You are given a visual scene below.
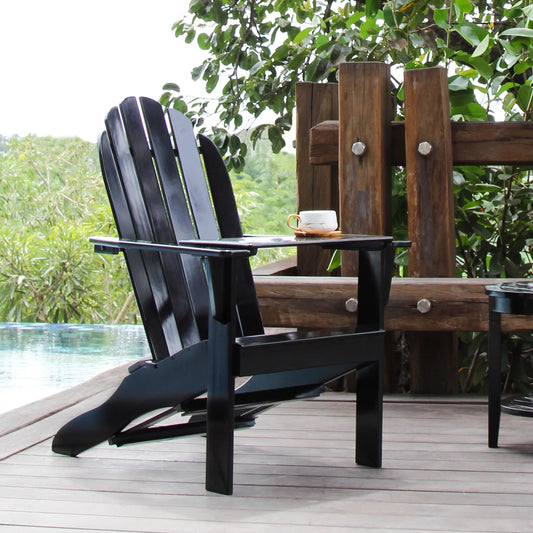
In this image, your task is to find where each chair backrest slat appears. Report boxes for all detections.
[119,98,205,348]
[167,110,220,241]
[199,134,243,238]
[139,98,210,339]
[98,96,265,361]
[106,105,189,356]
[199,134,264,336]
[99,132,174,360]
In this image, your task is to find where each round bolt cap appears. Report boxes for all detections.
[351,141,367,156]
[418,141,433,156]
[345,298,358,313]
[416,298,432,314]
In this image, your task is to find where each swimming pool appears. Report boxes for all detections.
[0,322,151,414]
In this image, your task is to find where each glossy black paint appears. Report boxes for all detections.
[52,97,396,495]
[485,283,533,448]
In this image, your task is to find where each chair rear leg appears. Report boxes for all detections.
[52,342,208,456]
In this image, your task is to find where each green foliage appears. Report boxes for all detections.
[0,136,136,323]
[0,135,296,323]
[165,1,533,165]
[455,165,533,279]
[231,138,297,266]
[167,1,533,393]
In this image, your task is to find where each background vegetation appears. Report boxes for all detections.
[3,1,533,392]
[0,134,297,324]
[164,0,533,393]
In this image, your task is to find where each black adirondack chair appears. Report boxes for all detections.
[52,96,396,495]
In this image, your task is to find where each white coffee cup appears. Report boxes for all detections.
[287,210,338,234]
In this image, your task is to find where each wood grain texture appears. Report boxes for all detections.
[295,82,339,276]
[2,395,533,532]
[404,67,458,394]
[405,67,455,277]
[338,62,392,276]
[254,276,533,332]
[310,121,533,166]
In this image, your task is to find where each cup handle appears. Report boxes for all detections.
[287,214,300,231]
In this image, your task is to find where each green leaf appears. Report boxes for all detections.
[172,99,188,113]
[268,126,285,153]
[345,12,364,28]
[501,28,533,39]
[185,28,196,44]
[159,92,171,107]
[315,34,330,50]
[468,56,494,80]
[455,0,473,14]
[455,23,487,46]
[516,84,533,113]
[514,61,533,75]
[191,64,205,81]
[360,17,379,38]
[205,74,219,93]
[524,5,533,21]
[365,0,380,17]
[383,6,396,27]
[249,60,265,75]
[229,135,241,155]
[449,76,469,92]
[292,27,312,43]
[327,249,341,272]
[197,33,211,50]
[189,0,204,13]
[434,8,450,29]
[162,83,180,92]
[472,34,490,58]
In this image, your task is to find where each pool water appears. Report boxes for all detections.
[0,322,151,414]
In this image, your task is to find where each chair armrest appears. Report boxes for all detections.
[89,236,252,259]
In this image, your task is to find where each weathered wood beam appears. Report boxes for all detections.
[254,276,533,332]
[404,67,458,394]
[295,82,339,276]
[310,120,533,166]
[338,62,392,275]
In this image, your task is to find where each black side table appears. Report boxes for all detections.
[485,282,533,448]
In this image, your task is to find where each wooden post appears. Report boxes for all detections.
[404,67,458,394]
[337,63,395,391]
[338,62,392,276]
[295,82,339,276]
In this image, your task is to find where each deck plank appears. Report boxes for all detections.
[1,394,533,532]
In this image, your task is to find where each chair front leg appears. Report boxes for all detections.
[354,248,385,467]
[204,255,238,495]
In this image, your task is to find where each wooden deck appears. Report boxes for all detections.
[1,370,533,532]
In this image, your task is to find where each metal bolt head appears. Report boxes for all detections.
[351,141,367,157]
[418,141,433,156]
[416,298,432,314]
[345,298,358,313]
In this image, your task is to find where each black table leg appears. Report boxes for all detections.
[488,297,502,448]
[355,356,384,467]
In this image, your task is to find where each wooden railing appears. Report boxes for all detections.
[254,62,533,394]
